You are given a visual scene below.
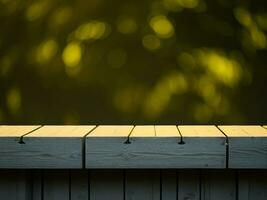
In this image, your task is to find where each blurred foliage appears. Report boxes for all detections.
[0,0,267,124]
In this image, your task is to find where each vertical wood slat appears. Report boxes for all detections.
[161,170,176,200]
[0,170,31,200]
[71,170,88,200]
[178,170,200,200]
[43,170,69,200]
[90,170,123,200]
[32,170,42,200]
[125,170,160,200]
[201,170,236,200]
[238,170,267,200]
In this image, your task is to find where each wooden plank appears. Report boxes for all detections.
[86,125,134,168]
[0,126,40,168]
[31,170,42,200]
[43,170,69,200]
[238,170,267,200]
[0,170,31,200]
[178,170,200,200]
[70,170,88,200]
[0,125,41,137]
[119,125,183,168]
[161,170,176,200]
[90,170,123,200]
[177,125,227,168]
[201,170,236,200]
[219,125,267,168]
[0,125,95,168]
[125,170,160,200]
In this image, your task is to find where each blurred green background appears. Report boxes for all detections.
[0,0,267,124]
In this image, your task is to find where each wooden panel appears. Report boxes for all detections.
[161,170,176,200]
[0,125,41,137]
[31,170,42,200]
[219,125,267,168]
[0,125,95,168]
[90,170,123,200]
[87,125,227,168]
[238,170,267,200]
[0,170,31,200]
[128,125,183,168]
[177,126,227,168]
[178,170,200,200]
[125,170,160,200]
[0,126,40,168]
[86,125,133,168]
[70,170,88,200]
[201,170,236,200]
[43,170,69,200]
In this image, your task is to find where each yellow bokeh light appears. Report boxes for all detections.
[26,1,50,21]
[6,87,21,114]
[149,15,174,38]
[163,0,199,10]
[143,72,187,118]
[177,52,196,69]
[117,17,138,34]
[249,25,266,49]
[75,21,107,41]
[62,42,82,68]
[142,35,161,51]
[198,50,243,87]
[36,39,58,64]
[51,7,72,27]
[234,7,252,27]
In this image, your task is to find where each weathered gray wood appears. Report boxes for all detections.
[238,170,267,200]
[177,126,227,168]
[90,170,123,200]
[43,170,69,200]
[219,125,267,168]
[86,125,133,168]
[125,170,160,200]
[201,170,236,200]
[0,170,31,200]
[178,170,200,200]
[71,170,88,200]
[32,170,42,200]
[162,170,176,200]
[0,125,95,168]
[0,126,40,168]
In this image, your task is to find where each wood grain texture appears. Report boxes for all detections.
[0,125,95,168]
[219,125,267,168]
[43,170,69,200]
[177,126,227,168]
[178,170,200,200]
[90,170,123,200]
[125,170,160,200]
[86,125,133,168]
[86,125,227,168]
[238,170,267,200]
[201,170,236,200]
[0,125,40,137]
